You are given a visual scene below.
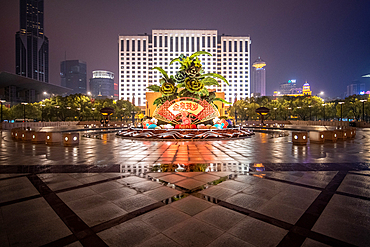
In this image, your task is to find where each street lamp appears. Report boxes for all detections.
[322,103,327,121]
[76,107,81,121]
[244,107,248,121]
[360,99,367,121]
[288,107,292,120]
[0,100,6,123]
[55,106,60,121]
[338,102,344,121]
[41,104,45,122]
[21,102,28,122]
[308,105,312,121]
[273,108,277,120]
[297,106,302,120]
[92,107,96,121]
[122,108,126,122]
[234,107,238,125]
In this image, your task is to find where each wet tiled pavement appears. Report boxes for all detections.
[1,129,370,246]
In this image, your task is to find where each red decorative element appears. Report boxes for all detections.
[175,124,197,129]
[196,100,216,121]
[158,101,176,121]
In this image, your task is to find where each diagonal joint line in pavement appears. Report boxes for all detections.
[27,174,108,247]
[277,170,348,247]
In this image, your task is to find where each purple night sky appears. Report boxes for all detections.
[0,0,369,97]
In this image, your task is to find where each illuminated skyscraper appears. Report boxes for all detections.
[251,57,266,97]
[118,30,251,106]
[60,60,87,94]
[89,70,115,98]
[16,0,49,83]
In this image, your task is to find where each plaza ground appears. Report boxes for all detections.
[0,130,369,246]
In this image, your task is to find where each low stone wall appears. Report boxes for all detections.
[1,121,78,130]
[291,120,350,127]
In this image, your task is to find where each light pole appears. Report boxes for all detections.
[55,106,60,121]
[77,107,81,121]
[92,107,96,121]
[234,108,238,125]
[308,105,312,121]
[41,104,45,122]
[360,100,367,121]
[122,108,126,122]
[322,103,327,121]
[288,107,292,120]
[297,106,302,120]
[244,107,248,121]
[21,102,28,122]
[338,102,344,121]
[0,100,6,123]
[273,108,277,120]
[66,107,71,121]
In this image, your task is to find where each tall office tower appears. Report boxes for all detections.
[118,29,251,106]
[60,60,87,94]
[89,70,115,98]
[16,0,49,83]
[251,57,266,97]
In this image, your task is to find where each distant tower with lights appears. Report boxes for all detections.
[16,0,49,83]
[60,60,87,94]
[251,57,266,97]
[89,70,115,98]
[302,81,312,95]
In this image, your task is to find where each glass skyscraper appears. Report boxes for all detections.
[16,0,49,83]
[60,60,87,94]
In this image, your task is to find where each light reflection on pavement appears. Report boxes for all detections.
[1,129,369,168]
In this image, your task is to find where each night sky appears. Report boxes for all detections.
[1,0,369,97]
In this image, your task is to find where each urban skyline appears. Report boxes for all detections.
[0,0,369,98]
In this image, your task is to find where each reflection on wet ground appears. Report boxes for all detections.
[1,129,370,168]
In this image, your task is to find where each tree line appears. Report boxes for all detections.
[1,94,141,122]
[1,94,369,122]
[227,95,370,122]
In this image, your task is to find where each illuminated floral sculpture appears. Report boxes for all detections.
[148,51,230,128]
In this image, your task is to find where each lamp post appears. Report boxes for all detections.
[273,108,277,120]
[21,102,28,122]
[288,107,292,120]
[76,107,81,121]
[360,100,367,121]
[92,107,96,121]
[121,108,126,122]
[338,102,344,121]
[322,103,327,121]
[55,106,60,121]
[66,107,71,121]
[244,107,248,121]
[308,105,312,121]
[41,104,45,122]
[0,100,6,123]
[234,108,238,125]
[297,106,302,120]
[131,109,136,124]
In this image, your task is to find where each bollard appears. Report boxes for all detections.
[46,132,62,145]
[31,131,47,144]
[21,129,33,142]
[11,128,20,139]
[345,127,356,139]
[335,130,347,140]
[292,131,308,145]
[15,129,24,141]
[323,131,338,142]
[63,133,79,146]
[309,131,325,143]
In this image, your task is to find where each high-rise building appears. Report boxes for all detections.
[118,29,251,106]
[251,57,266,97]
[16,0,49,83]
[60,60,87,94]
[89,70,115,98]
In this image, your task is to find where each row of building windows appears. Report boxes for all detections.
[121,37,248,53]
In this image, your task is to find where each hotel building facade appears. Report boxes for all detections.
[118,30,251,106]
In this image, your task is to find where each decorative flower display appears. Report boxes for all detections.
[185,78,204,93]
[147,51,231,107]
[160,81,176,96]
